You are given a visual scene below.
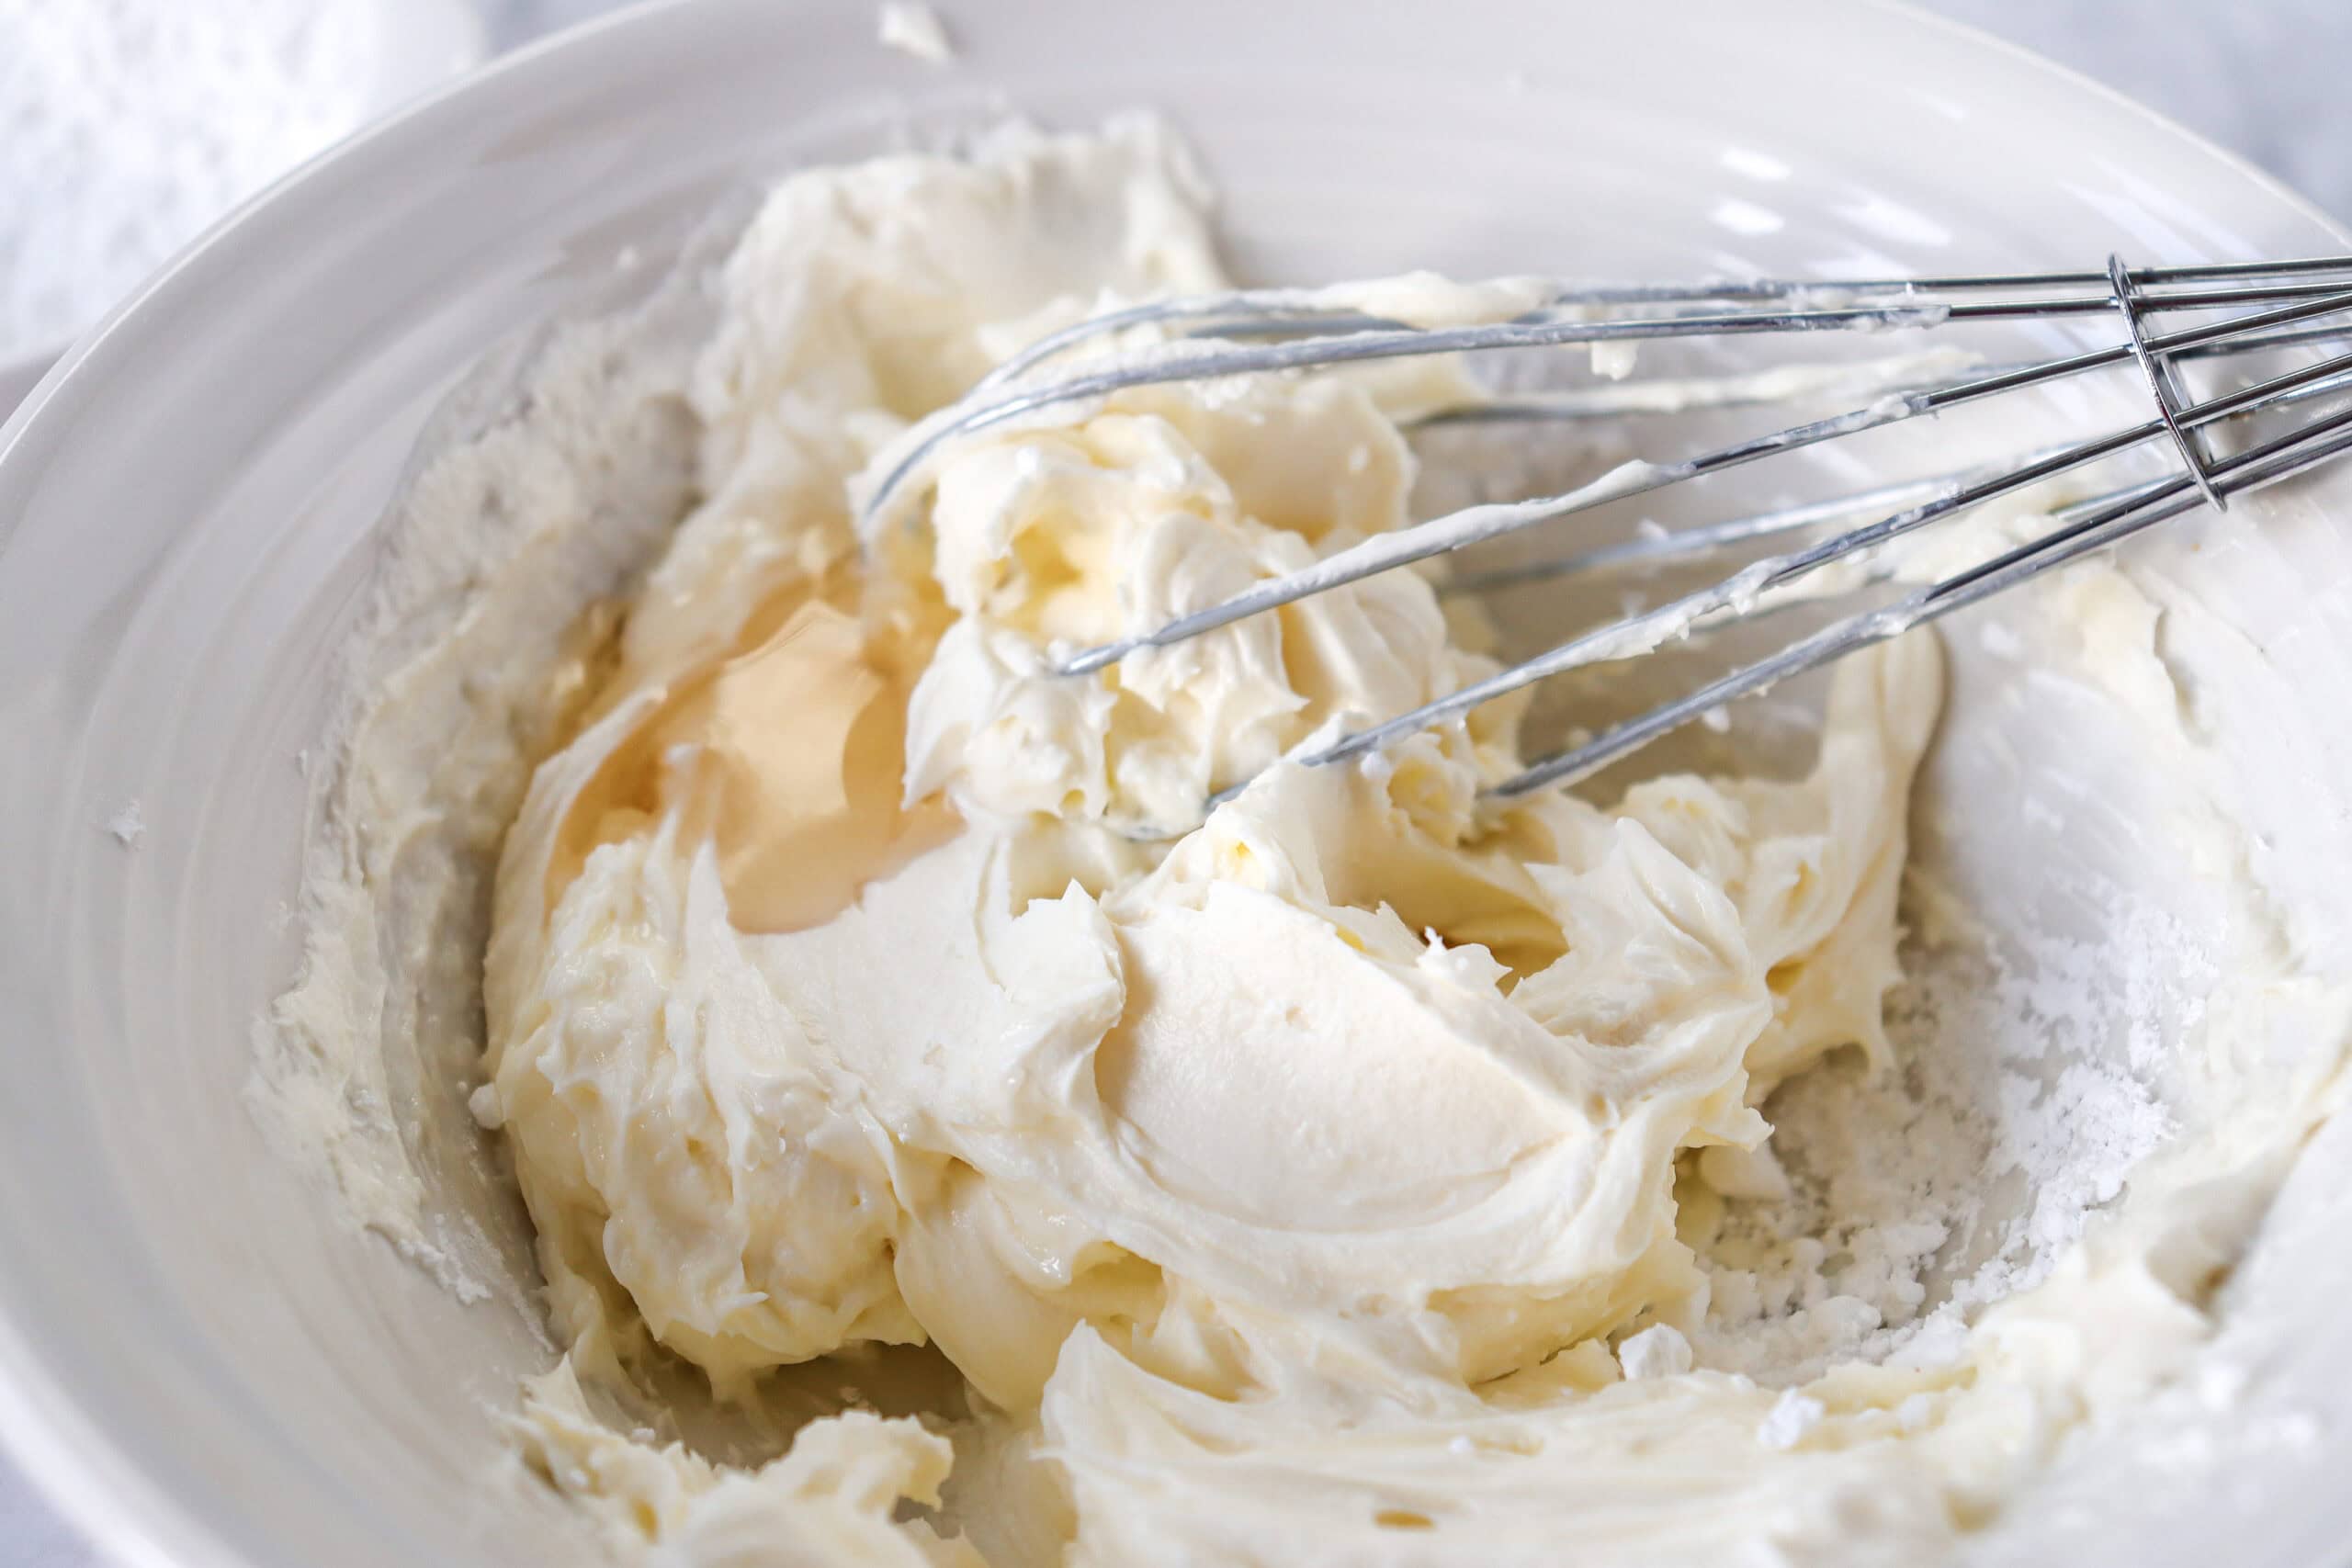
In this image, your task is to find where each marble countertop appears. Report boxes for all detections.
[5,1,2346,1562]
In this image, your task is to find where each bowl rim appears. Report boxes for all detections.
[0,2,2346,1565]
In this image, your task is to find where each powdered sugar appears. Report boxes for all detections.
[0,0,479,361]
[105,798,145,847]
[1616,1324,1694,1381]
[876,2,956,65]
[1686,875,2182,1386]
[1758,1388,1826,1449]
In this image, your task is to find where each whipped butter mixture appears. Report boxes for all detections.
[360,124,2345,1565]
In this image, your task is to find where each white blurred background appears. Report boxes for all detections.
[3,0,2348,1561]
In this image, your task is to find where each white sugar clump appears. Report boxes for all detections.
[1617,1324,1694,1382]
[876,2,954,64]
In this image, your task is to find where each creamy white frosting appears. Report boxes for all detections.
[436,121,2348,1565]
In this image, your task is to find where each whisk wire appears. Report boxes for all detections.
[1498,398,2352,797]
[1267,338,2352,787]
[882,251,2352,821]
[1045,282,2352,678]
[2108,253,2226,513]
[865,267,2352,534]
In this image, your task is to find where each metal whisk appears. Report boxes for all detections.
[864,254,2352,810]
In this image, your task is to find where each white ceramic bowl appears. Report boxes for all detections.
[4,3,2350,1565]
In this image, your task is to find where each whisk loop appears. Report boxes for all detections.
[868,254,2352,821]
